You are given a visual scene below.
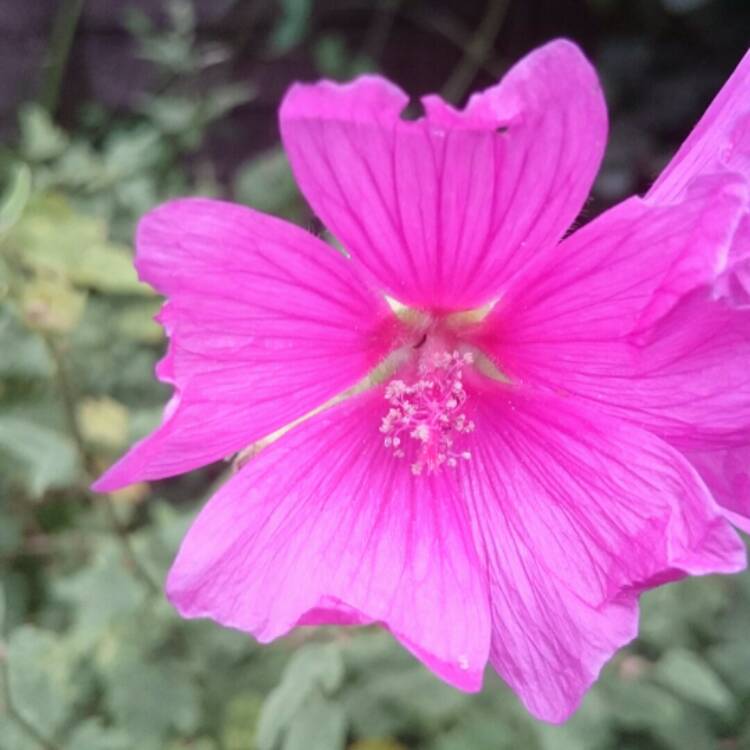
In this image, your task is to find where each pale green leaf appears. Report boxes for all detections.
[0,163,32,235]
[106,660,201,741]
[0,721,45,750]
[19,105,68,161]
[115,300,163,344]
[223,691,264,750]
[77,396,130,450]
[234,148,301,218]
[0,416,78,496]
[0,307,53,379]
[63,720,130,750]
[257,643,344,750]
[20,276,87,333]
[283,695,347,750]
[0,582,5,633]
[6,626,77,738]
[654,648,735,714]
[604,679,683,730]
[270,0,311,54]
[55,542,147,648]
[9,194,149,295]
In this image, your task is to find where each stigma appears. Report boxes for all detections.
[380,350,475,475]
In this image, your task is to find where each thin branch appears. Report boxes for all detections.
[441,0,510,103]
[41,335,89,471]
[318,0,506,81]
[39,0,87,114]
[400,3,506,83]
[41,335,160,594]
[361,0,403,64]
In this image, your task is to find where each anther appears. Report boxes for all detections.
[380,350,475,475]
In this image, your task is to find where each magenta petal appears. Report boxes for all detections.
[460,384,745,722]
[643,50,750,525]
[686,447,750,533]
[478,168,750,530]
[280,39,607,310]
[648,49,750,307]
[592,289,750,450]
[477,174,748,438]
[648,49,750,203]
[166,389,491,691]
[93,199,397,491]
[715,213,750,307]
[484,171,746,354]
[499,285,750,450]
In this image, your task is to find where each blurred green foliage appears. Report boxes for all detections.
[1,1,749,749]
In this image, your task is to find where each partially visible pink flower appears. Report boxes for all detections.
[645,50,750,529]
[93,41,749,723]
[648,48,750,309]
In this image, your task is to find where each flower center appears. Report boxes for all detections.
[380,350,475,475]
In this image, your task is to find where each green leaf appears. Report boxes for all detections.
[349,742,409,750]
[201,83,255,123]
[6,625,77,738]
[18,104,68,161]
[654,648,736,714]
[534,724,597,750]
[53,141,105,190]
[269,0,311,54]
[55,541,147,648]
[223,691,265,750]
[63,720,130,750]
[166,740,218,750]
[604,678,683,730]
[105,659,201,742]
[140,95,199,136]
[709,640,750,694]
[652,709,716,750]
[20,276,87,333]
[77,396,130,450]
[283,695,347,750]
[0,163,31,235]
[639,575,730,648]
[0,721,45,750]
[0,514,23,558]
[0,416,78,496]
[0,306,53,379]
[234,148,302,219]
[101,127,162,181]
[8,193,150,295]
[256,643,344,750]
[534,683,611,750]
[346,662,470,739]
[0,572,30,633]
[0,582,5,633]
[115,300,163,344]
[314,34,354,79]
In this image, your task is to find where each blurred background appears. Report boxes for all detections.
[1,1,749,748]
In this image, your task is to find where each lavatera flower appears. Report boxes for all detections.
[94,40,750,722]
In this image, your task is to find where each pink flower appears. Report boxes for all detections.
[93,40,750,723]
[645,49,750,532]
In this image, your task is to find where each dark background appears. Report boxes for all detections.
[1,3,750,750]
[2,0,749,201]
